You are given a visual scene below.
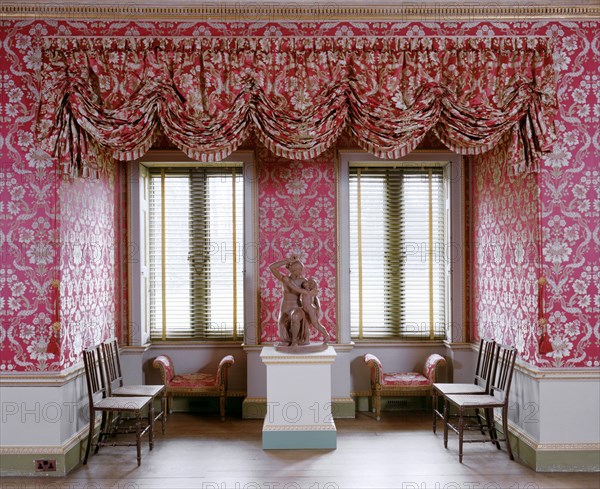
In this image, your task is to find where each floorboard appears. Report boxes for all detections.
[3,412,599,489]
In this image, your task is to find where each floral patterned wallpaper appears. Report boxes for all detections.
[58,166,119,370]
[538,22,599,368]
[257,144,338,344]
[470,139,542,365]
[0,19,597,371]
[471,23,599,368]
[2,22,61,371]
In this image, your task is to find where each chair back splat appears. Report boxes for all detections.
[100,339,167,434]
[83,347,106,400]
[103,339,124,391]
[474,338,497,391]
[490,343,518,401]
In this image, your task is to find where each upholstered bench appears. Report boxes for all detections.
[152,354,235,420]
[364,353,446,420]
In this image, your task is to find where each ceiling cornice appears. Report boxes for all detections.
[1,2,599,22]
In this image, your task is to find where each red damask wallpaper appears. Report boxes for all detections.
[257,144,338,344]
[1,19,597,371]
[58,167,119,369]
[471,23,599,368]
[470,139,542,365]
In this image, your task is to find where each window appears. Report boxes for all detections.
[148,166,244,340]
[350,166,445,339]
[339,153,463,342]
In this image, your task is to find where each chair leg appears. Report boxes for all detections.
[476,407,486,436]
[220,394,226,421]
[101,411,111,436]
[148,403,155,450]
[135,412,142,467]
[502,406,514,460]
[95,412,107,454]
[458,406,465,463]
[84,409,95,465]
[161,394,167,434]
[432,390,438,433]
[374,391,381,421]
[443,398,449,449]
[485,408,501,449]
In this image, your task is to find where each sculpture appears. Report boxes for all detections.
[269,255,330,352]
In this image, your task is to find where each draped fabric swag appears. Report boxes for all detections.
[37,37,558,176]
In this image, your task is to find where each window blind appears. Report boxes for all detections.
[349,166,446,339]
[148,167,243,340]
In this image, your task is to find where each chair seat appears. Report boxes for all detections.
[112,385,165,397]
[446,393,505,408]
[95,396,152,411]
[169,372,217,388]
[382,372,431,387]
[433,383,486,395]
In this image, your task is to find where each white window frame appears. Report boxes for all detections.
[337,151,464,344]
[127,150,257,345]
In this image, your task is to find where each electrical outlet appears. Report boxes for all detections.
[35,459,56,472]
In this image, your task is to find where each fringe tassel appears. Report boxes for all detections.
[538,276,553,354]
[47,279,61,358]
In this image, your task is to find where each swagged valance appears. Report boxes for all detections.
[37,36,558,176]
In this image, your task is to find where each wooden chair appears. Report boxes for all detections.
[364,353,446,421]
[152,354,235,420]
[432,338,497,433]
[82,347,154,466]
[100,339,167,434]
[443,344,518,463]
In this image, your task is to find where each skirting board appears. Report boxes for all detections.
[0,421,99,477]
[497,420,600,473]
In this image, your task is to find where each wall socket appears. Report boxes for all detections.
[35,459,56,472]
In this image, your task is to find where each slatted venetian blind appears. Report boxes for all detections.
[148,166,243,340]
[349,166,446,339]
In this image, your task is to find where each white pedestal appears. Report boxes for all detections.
[261,346,337,449]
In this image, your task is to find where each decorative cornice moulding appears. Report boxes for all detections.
[1,2,599,21]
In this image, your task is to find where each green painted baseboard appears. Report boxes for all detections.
[497,422,600,472]
[263,429,337,449]
[0,434,86,477]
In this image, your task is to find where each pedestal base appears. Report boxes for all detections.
[262,422,337,449]
[260,346,337,450]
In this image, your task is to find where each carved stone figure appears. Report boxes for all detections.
[269,255,329,353]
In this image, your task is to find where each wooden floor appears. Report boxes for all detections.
[5,412,600,488]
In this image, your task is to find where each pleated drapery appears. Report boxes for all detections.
[37,36,558,176]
